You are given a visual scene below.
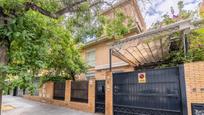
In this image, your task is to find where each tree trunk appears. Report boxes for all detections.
[70,71,75,81]
[0,38,9,115]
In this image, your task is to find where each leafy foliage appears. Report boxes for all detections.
[149,1,204,67]
[162,29,204,67]
[0,0,132,95]
[99,10,134,39]
[151,1,194,28]
[67,8,134,42]
[0,0,88,94]
[187,29,204,61]
[39,75,70,88]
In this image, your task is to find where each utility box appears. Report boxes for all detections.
[192,103,204,115]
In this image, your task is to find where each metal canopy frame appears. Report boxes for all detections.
[109,19,204,70]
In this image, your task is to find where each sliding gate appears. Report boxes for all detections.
[113,67,186,115]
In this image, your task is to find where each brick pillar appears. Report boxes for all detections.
[88,78,96,112]
[40,82,53,98]
[105,71,113,115]
[65,80,71,103]
[46,82,54,99]
[39,87,43,97]
[184,61,204,115]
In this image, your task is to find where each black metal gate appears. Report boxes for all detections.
[53,81,65,100]
[95,80,105,113]
[113,67,185,115]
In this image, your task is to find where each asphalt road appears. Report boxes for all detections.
[2,95,101,115]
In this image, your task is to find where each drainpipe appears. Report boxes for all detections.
[109,49,112,71]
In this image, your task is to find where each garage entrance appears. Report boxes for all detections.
[113,67,186,115]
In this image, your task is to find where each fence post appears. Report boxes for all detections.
[105,71,113,115]
[39,85,43,97]
[40,82,54,99]
[65,80,71,103]
[88,78,96,112]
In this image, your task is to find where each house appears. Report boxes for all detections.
[24,1,204,115]
[24,0,147,112]
[79,0,146,80]
[200,0,204,17]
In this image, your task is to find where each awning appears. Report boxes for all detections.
[111,19,204,67]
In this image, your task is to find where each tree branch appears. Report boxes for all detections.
[54,1,85,17]
[0,6,9,23]
[24,2,59,19]
[24,1,88,19]
[90,0,113,8]
[1,1,113,19]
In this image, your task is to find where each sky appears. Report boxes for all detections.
[138,0,201,28]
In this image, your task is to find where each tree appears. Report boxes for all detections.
[150,1,204,67]
[0,0,135,113]
[0,0,96,113]
[151,1,194,28]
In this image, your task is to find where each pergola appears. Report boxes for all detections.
[109,19,204,70]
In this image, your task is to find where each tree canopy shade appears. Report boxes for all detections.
[0,0,133,83]
[0,0,114,112]
[0,0,105,92]
[0,0,135,113]
[151,1,195,28]
[156,1,204,66]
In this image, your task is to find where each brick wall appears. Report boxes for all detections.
[184,61,204,115]
[27,79,95,113]
[105,71,113,115]
[66,79,95,112]
[24,62,204,115]
[39,81,54,99]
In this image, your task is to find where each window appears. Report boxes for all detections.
[86,49,96,67]
[71,81,88,103]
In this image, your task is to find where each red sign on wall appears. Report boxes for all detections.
[138,72,146,83]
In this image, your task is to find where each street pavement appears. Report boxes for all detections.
[2,95,101,115]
